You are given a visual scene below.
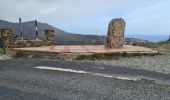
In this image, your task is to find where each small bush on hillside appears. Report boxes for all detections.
[13,51,24,58]
[132,42,158,48]
[76,52,159,60]
[0,38,4,48]
[167,36,170,41]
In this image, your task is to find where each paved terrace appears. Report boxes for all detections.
[7,45,157,54]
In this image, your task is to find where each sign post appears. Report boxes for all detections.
[19,18,23,40]
[35,20,39,40]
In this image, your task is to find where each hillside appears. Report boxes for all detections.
[0,20,149,45]
[155,41,170,54]
[0,20,105,45]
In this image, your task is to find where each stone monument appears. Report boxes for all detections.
[105,18,126,48]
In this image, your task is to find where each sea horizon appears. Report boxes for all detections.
[125,34,169,42]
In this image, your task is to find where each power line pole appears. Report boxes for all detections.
[19,18,23,40]
[96,30,99,45]
[35,20,39,40]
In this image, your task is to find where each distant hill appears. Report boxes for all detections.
[0,20,105,45]
[0,20,148,45]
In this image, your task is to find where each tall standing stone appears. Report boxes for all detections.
[105,18,126,48]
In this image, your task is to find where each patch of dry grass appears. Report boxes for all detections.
[155,41,170,54]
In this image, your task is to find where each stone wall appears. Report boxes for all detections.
[14,40,44,48]
[1,29,15,48]
[105,18,126,48]
[0,28,55,48]
[43,29,55,46]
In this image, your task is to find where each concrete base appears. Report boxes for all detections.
[7,45,157,53]
[6,45,158,59]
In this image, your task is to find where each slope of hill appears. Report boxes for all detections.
[0,20,105,45]
[155,41,170,54]
[0,20,149,45]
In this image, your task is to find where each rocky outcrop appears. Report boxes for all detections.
[105,18,126,48]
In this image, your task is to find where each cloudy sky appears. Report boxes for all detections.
[0,0,170,37]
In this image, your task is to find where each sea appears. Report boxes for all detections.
[125,34,169,42]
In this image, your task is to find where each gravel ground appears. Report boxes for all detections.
[0,87,55,100]
[0,61,170,100]
[93,54,170,74]
[1,51,170,75]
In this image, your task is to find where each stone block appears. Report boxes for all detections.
[105,18,126,48]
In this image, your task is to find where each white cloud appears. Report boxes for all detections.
[0,0,170,36]
[125,0,170,35]
[0,0,149,21]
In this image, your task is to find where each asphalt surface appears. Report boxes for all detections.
[0,59,170,100]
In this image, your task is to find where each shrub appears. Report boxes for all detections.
[76,52,160,60]
[0,38,4,48]
[13,51,24,58]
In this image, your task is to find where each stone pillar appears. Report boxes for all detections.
[43,29,55,46]
[105,18,126,48]
[0,28,15,48]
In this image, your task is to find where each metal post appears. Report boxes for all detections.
[96,30,99,45]
[35,20,38,40]
[19,18,23,40]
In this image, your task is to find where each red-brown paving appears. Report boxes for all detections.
[81,45,91,52]
[64,46,71,53]
[7,45,157,54]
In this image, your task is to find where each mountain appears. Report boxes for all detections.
[0,19,149,45]
[0,20,105,45]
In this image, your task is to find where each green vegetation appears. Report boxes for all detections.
[0,38,5,54]
[0,38,4,48]
[0,48,5,54]
[131,40,170,54]
[167,36,170,41]
[76,52,160,60]
[132,42,159,48]
[12,51,25,59]
[154,41,170,54]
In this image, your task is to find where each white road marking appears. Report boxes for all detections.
[34,66,87,74]
[90,73,138,81]
[91,67,105,69]
[34,66,139,81]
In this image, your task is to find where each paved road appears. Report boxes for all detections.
[0,59,170,100]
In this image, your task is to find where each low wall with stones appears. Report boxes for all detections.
[43,30,55,46]
[0,29,55,48]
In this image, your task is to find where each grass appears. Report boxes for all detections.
[0,48,5,54]
[154,41,170,54]
[12,51,58,60]
[76,52,160,60]
[13,51,24,58]
[132,42,159,48]
[12,51,42,59]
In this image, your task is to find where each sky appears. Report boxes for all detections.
[0,0,170,40]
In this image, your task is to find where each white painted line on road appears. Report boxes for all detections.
[91,67,105,70]
[34,66,138,81]
[90,73,138,81]
[34,66,87,74]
